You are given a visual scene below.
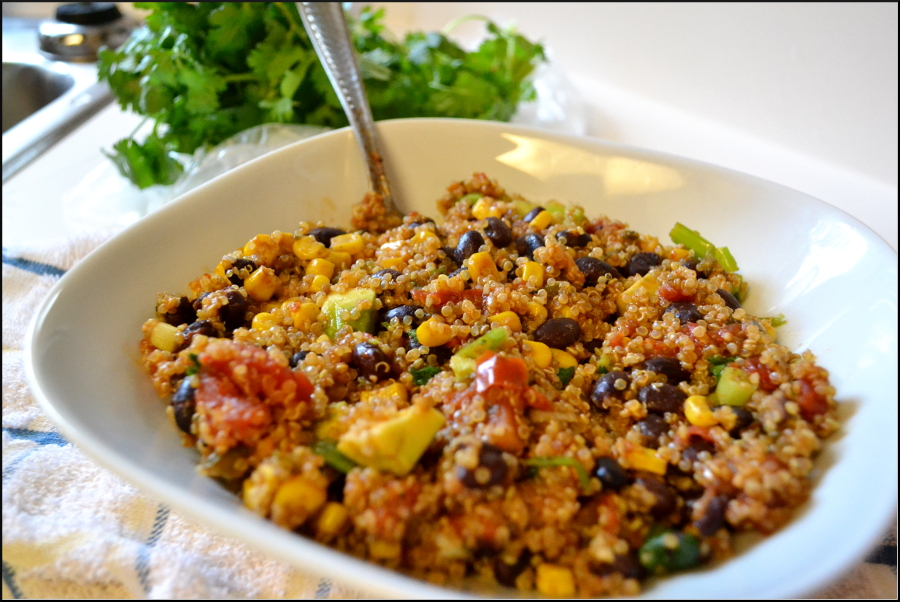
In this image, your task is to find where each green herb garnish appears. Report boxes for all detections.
[761,313,788,328]
[557,366,575,388]
[99,4,545,188]
[669,222,740,272]
[185,353,202,376]
[313,439,357,474]
[523,457,590,490]
[707,355,736,380]
[411,366,441,386]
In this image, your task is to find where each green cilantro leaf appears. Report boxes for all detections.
[411,366,441,386]
[557,366,576,388]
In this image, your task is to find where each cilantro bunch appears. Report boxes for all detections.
[98,3,546,189]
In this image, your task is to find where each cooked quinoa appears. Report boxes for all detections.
[140,173,839,597]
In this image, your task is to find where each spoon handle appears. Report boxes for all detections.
[297,2,395,213]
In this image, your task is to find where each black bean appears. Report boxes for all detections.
[483,217,512,248]
[164,296,197,326]
[382,304,421,326]
[373,268,402,281]
[448,267,467,278]
[308,227,346,247]
[635,476,677,519]
[638,382,687,414]
[665,301,704,325]
[723,406,754,436]
[426,344,453,364]
[455,230,484,263]
[640,357,690,384]
[327,474,346,502]
[191,292,211,313]
[595,457,629,490]
[405,217,435,229]
[556,230,591,248]
[458,443,508,489]
[442,246,459,265]
[171,378,196,434]
[625,252,662,277]
[534,317,581,349]
[637,414,669,447]
[219,290,248,331]
[226,258,257,286]
[717,288,741,310]
[352,342,391,381]
[494,551,531,587]
[515,233,544,260]
[694,494,729,536]
[183,319,218,347]
[576,257,621,286]
[590,371,629,407]
[681,439,715,464]
[682,258,709,279]
[523,206,545,223]
[290,350,308,368]
[608,553,647,580]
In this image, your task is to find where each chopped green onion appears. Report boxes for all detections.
[670,223,714,259]
[713,246,739,273]
[523,457,590,490]
[761,313,788,328]
[461,193,481,205]
[313,439,357,474]
[411,366,441,386]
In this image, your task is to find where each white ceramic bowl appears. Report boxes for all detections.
[26,119,898,598]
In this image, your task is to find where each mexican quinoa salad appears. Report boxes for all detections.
[140,173,839,597]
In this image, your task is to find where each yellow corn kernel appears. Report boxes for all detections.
[529,209,554,230]
[416,318,453,347]
[293,236,329,260]
[526,302,548,325]
[378,256,405,270]
[215,261,228,279]
[287,301,320,330]
[316,502,349,536]
[360,382,408,405]
[536,564,575,597]
[552,349,578,369]
[489,311,522,332]
[411,230,438,244]
[329,232,364,255]
[472,197,502,220]
[522,261,544,286]
[272,475,326,528]
[369,540,401,560]
[243,233,279,266]
[524,340,552,368]
[244,266,281,301]
[306,258,335,279]
[685,395,718,427]
[309,274,330,292]
[273,230,295,253]
[251,311,279,331]
[669,247,691,261]
[315,402,350,440]
[466,251,498,280]
[149,322,179,352]
[625,445,668,475]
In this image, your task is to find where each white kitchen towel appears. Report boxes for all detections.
[2,233,896,599]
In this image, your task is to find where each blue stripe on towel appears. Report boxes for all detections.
[315,577,332,599]
[2,427,69,447]
[1,250,66,277]
[136,504,170,594]
[2,560,23,599]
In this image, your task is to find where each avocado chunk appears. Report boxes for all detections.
[336,405,445,476]
[714,366,758,406]
[322,288,377,339]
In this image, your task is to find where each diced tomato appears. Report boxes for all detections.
[486,397,525,453]
[659,282,691,303]
[411,288,483,309]
[797,376,829,420]
[475,353,528,393]
[744,357,778,392]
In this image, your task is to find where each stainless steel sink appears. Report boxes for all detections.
[2,61,76,133]
[2,17,115,182]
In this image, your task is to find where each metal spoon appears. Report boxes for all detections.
[296,2,396,214]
